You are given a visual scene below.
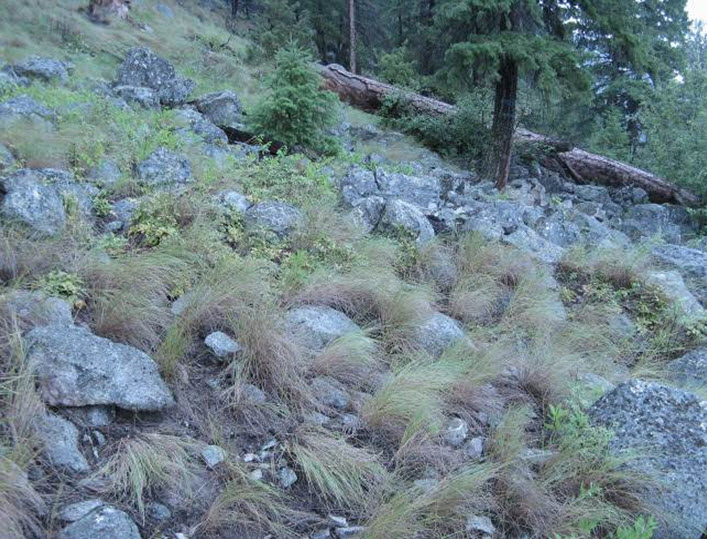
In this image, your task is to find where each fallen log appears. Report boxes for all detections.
[318,64,700,207]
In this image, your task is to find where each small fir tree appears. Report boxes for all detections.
[249,45,340,154]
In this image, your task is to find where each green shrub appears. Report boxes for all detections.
[378,47,419,89]
[248,46,340,154]
[381,91,491,166]
[36,270,86,303]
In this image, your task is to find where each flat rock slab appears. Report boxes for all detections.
[26,325,174,412]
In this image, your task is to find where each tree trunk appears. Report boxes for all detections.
[491,57,518,190]
[316,64,700,207]
[349,0,356,74]
[231,0,239,19]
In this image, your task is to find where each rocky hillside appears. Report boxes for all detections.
[1,2,706,538]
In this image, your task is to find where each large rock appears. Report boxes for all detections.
[1,290,73,328]
[136,147,192,187]
[112,85,159,108]
[26,325,174,411]
[621,204,685,244]
[34,413,88,473]
[378,199,435,245]
[645,270,705,320]
[376,169,440,210]
[193,90,242,129]
[590,380,706,538]
[651,244,706,306]
[412,312,469,358]
[347,196,386,233]
[1,169,66,235]
[12,56,72,84]
[667,347,707,389]
[286,306,360,351]
[244,201,303,238]
[0,141,16,170]
[175,107,228,145]
[502,225,565,265]
[115,47,194,106]
[58,505,141,539]
[338,166,379,206]
[0,94,55,129]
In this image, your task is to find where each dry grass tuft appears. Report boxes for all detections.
[289,428,386,511]
[311,331,383,390]
[92,433,200,521]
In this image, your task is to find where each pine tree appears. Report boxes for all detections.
[434,0,687,190]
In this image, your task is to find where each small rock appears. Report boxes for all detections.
[92,430,107,447]
[242,383,267,404]
[302,411,332,427]
[277,466,298,488]
[58,505,140,539]
[214,190,251,214]
[204,331,242,358]
[201,445,227,469]
[311,529,332,539]
[0,141,15,170]
[328,515,348,527]
[465,514,496,535]
[412,312,469,358]
[311,376,350,410]
[34,413,88,473]
[378,198,435,245]
[87,160,122,187]
[155,3,174,17]
[286,306,360,351]
[464,436,485,459]
[58,499,105,522]
[443,417,469,447]
[81,405,116,427]
[645,270,704,320]
[146,501,171,521]
[248,469,264,481]
[334,526,365,537]
[2,290,73,328]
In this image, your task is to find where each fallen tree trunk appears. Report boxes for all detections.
[318,64,700,207]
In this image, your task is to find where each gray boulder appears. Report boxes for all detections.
[503,225,565,265]
[347,195,385,233]
[59,505,140,539]
[193,90,242,129]
[112,85,159,108]
[87,160,122,187]
[590,380,706,538]
[59,499,105,522]
[645,270,704,320]
[34,413,88,473]
[1,169,66,235]
[201,445,227,469]
[213,190,250,214]
[155,2,174,17]
[621,204,685,244]
[1,290,73,328]
[378,198,435,245]
[667,347,707,389]
[0,94,55,129]
[376,169,440,210]
[136,147,192,187]
[338,166,379,206]
[115,47,194,106]
[286,306,360,351]
[443,417,469,447]
[244,201,303,238]
[651,244,706,306]
[175,107,228,145]
[12,56,72,84]
[26,324,174,411]
[412,312,469,358]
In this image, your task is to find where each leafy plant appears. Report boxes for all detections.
[36,270,86,303]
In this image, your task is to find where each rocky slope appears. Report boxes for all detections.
[0,5,706,539]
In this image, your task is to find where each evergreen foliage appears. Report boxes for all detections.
[248,45,340,154]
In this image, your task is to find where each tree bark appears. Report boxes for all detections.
[349,0,356,74]
[231,0,239,19]
[316,63,700,207]
[491,57,518,190]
